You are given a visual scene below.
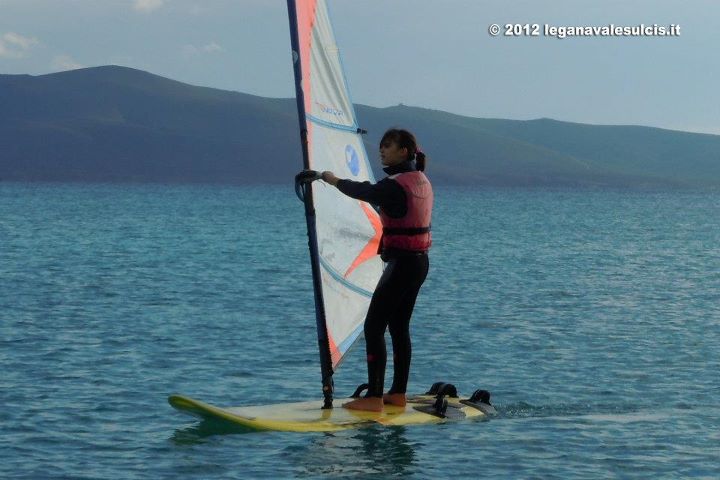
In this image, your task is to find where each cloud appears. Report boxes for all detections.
[187,4,209,15]
[52,54,85,71]
[182,42,224,56]
[0,32,39,59]
[133,0,165,13]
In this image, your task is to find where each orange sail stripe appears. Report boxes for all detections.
[297,0,317,165]
[328,332,341,367]
[344,201,383,278]
[296,0,317,115]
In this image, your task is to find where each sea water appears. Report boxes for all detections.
[1,183,718,479]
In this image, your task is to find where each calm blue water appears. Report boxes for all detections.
[1,183,719,479]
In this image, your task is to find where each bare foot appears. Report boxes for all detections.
[342,397,383,412]
[383,393,407,407]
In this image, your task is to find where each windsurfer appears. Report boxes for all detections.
[321,128,433,412]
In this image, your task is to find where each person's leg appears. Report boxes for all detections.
[386,255,429,403]
[343,260,403,411]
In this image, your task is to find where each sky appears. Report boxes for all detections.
[1,0,717,135]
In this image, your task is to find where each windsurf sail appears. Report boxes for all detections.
[287,0,384,407]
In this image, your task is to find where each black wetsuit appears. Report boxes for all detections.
[337,160,430,397]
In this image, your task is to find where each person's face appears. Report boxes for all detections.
[379,140,408,167]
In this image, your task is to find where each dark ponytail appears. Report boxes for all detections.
[380,128,428,172]
[415,150,426,172]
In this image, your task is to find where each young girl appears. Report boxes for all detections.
[321,128,433,411]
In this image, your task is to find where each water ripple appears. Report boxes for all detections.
[1,184,719,479]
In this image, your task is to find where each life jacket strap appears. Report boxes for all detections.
[382,225,431,235]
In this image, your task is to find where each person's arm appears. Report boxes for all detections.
[321,171,340,186]
[321,170,386,204]
[321,171,406,217]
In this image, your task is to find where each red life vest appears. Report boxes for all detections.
[379,171,433,252]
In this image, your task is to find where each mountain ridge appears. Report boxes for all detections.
[1,65,718,187]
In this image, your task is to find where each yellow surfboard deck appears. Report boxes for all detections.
[168,394,488,432]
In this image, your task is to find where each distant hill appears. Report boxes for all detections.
[1,65,719,187]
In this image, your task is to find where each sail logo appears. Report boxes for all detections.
[345,145,360,176]
[316,101,345,118]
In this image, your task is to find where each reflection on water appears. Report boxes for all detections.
[170,419,255,445]
[288,426,418,477]
[171,420,418,477]
[169,419,418,476]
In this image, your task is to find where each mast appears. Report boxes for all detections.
[286,0,335,409]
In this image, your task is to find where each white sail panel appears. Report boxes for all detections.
[311,125,383,367]
[291,0,383,370]
[308,1,356,128]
